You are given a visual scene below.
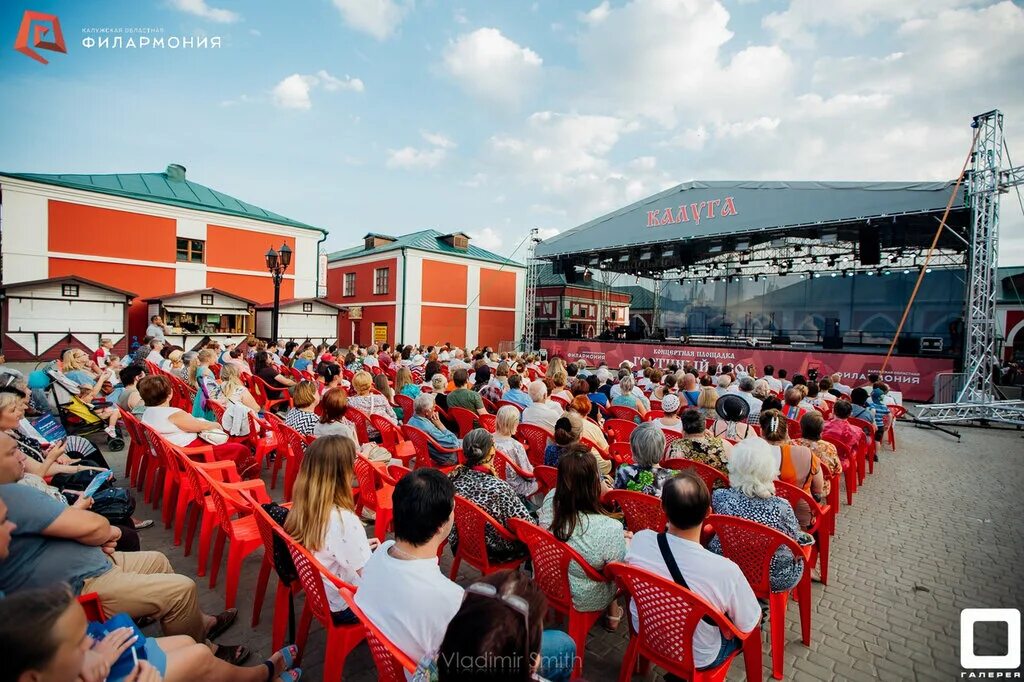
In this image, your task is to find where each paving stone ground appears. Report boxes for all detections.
[110,414,1024,681]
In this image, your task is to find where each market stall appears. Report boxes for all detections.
[254,298,344,344]
[145,288,255,351]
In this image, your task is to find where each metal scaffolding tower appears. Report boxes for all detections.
[521,228,541,352]
[916,110,1024,426]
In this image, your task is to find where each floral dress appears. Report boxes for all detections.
[613,464,677,497]
[796,438,841,498]
[667,436,730,483]
[448,468,535,562]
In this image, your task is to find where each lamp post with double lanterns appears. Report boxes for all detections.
[265,242,292,343]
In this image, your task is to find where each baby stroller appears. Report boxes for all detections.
[42,369,126,451]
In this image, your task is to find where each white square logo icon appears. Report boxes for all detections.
[960,608,1021,670]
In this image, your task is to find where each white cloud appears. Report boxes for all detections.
[537,227,561,241]
[169,0,240,23]
[331,0,408,40]
[714,117,780,138]
[581,1,611,24]
[442,28,543,105]
[386,147,447,169]
[470,227,503,251]
[271,70,364,109]
[422,131,456,148]
[249,29,261,37]
[460,173,487,188]
[764,0,973,46]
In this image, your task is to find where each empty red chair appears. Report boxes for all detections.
[773,480,832,585]
[603,489,666,533]
[449,496,527,579]
[394,394,415,424]
[353,456,394,543]
[270,418,314,502]
[887,404,907,450]
[604,418,637,443]
[662,458,730,490]
[508,518,613,678]
[606,562,762,682]
[609,405,643,423]
[402,424,461,471]
[515,423,552,467]
[118,410,149,490]
[448,406,479,438]
[283,530,366,679]
[369,413,416,466]
[178,455,238,574]
[705,514,812,680]
[338,587,417,682]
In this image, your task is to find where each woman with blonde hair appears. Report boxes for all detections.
[188,349,219,420]
[61,348,99,386]
[395,366,420,399]
[293,348,317,375]
[549,368,572,404]
[349,371,397,439]
[492,405,538,499]
[696,385,719,421]
[217,363,261,414]
[284,436,378,621]
[166,349,187,381]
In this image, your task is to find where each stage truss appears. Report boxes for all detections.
[917,110,1024,427]
[521,228,541,352]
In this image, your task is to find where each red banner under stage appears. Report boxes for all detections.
[541,339,954,402]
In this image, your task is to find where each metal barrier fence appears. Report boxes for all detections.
[932,372,968,404]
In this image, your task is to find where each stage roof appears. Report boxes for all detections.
[535,180,969,278]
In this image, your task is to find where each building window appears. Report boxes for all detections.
[201,294,214,306]
[176,238,205,263]
[302,302,313,312]
[373,267,390,295]
[343,272,356,297]
[61,283,79,298]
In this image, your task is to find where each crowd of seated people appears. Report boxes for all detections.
[0,336,901,681]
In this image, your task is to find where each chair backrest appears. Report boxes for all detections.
[195,468,248,535]
[492,449,533,482]
[604,418,637,443]
[507,518,607,613]
[394,394,415,424]
[661,430,683,452]
[533,465,558,492]
[608,441,633,466]
[609,404,643,422]
[453,496,518,571]
[786,419,803,440]
[246,492,285,564]
[449,406,478,438]
[661,458,729,490]
[515,424,551,467]
[550,395,569,409]
[337,586,417,681]
[705,513,806,595]
[773,479,827,528]
[344,407,372,444]
[605,562,743,678]
[478,413,496,433]
[579,436,610,463]
[496,400,525,413]
[282,526,356,627]
[353,455,382,512]
[401,424,458,469]
[370,413,404,449]
[481,397,498,414]
[603,490,666,533]
[278,420,313,469]
[78,593,105,622]
[821,433,852,461]
[849,416,875,438]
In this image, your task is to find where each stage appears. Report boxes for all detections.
[540,337,954,402]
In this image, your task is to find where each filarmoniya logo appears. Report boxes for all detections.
[960,609,1022,679]
[13,9,67,64]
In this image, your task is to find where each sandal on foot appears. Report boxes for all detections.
[207,608,238,640]
[214,644,250,666]
[262,646,301,682]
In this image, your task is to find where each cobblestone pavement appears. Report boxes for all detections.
[114,416,1024,681]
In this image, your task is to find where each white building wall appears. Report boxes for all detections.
[0,187,49,282]
[402,252,423,345]
[465,263,481,348]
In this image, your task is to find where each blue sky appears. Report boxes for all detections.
[1,0,1022,265]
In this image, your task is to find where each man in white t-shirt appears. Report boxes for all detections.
[355,469,464,666]
[521,381,563,432]
[762,364,783,393]
[145,339,165,366]
[625,472,761,671]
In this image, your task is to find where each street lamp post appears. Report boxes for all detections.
[265,242,292,343]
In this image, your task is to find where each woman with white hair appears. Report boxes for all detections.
[610,374,648,418]
[613,422,675,496]
[709,438,811,591]
[492,405,538,499]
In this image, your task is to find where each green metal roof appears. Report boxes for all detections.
[328,229,522,267]
[0,167,326,234]
[533,262,604,290]
[613,285,664,310]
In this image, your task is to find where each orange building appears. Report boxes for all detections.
[0,164,327,350]
[326,231,525,349]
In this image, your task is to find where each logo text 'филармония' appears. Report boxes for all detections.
[14,10,66,64]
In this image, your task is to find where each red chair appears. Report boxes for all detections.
[370,414,417,466]
[481,397,498,414]
[608,441,633,467]
[492,450,538,491]
[344,407,372,444]
[145,429,218,531]
[550,395,569,409]
[449,496,527,579]
[849,417,876,478]
[580,437,613,467]
[603,490,665,533]
[449,406,479,438]
[662,430,683,452]
[402,424,461,471]
[606,562,762,682]
[662,458,730,490]
[385,463,412,483]
[496,399,525,413]
[508,518,613,678]
[887,404,907,451]
[644,409,665,421]
[515,423,552,467]
[248,498,300,650]
[78,592,105,621]
[353,456,394,543]
[198,468,271,609]
[338,587,417,682]
[705,514,812,680]
[604,418,637,444]
[478,413,496,432]
[822,434,857,505]
[533,465,558,493]
[177,454,238,573]
[270,419,314,502]
[118,410,148,490]
[773,480,832,585]
[250,374,292,411]
[609,405,643,422]
[284,530,366,679]
[394,394,415,424]
[786,419,802,440]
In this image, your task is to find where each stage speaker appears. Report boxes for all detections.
[897,335,921,354]
[771,335,791,346]
[822,336,844,350]
[557,327,574,339]
[824,317,841,339]
[859,226,881,265]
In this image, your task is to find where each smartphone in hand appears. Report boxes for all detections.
[82,470,113,498]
